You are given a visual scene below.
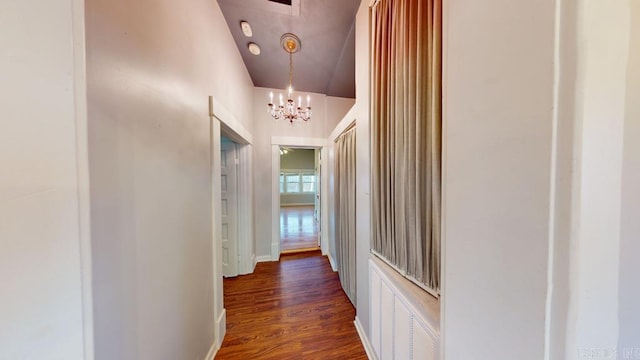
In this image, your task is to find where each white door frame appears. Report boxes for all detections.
[209,97,254,349]
[271,136,329,261]
[216,113,254,275]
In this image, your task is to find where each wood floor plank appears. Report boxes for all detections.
[280,206,319,252]
[216,251,367,360]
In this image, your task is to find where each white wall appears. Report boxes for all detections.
[545,0,577,358]
[442,1,555,358]
[327,97,356,132]
[618,0,640,352]
[85,0,254,359]
[353,0,373,340]
[567,0,638,357]
[443,1,640,359]
[0,0,91,358]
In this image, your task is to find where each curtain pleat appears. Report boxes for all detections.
[335,127,357,304]
[371,0,442,292]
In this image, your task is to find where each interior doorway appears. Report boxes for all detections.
[279,147,320,253]
[270,138,328,261]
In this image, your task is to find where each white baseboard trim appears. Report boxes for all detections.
[355,316,377,360]
[215,309,226,349]
[256,255,273,263]
[251,254,257,272]
[204,340,219,360]
[321,240,327,256]
[327,254,338,272]
[271,243,280,261]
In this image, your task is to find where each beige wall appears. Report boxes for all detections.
[280,149,315,170]
[0,0,90,358]
[85,0,253,358]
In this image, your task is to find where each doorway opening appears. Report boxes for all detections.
[279,147,321,253]
[270,138,328,261]
[215,122,254,279]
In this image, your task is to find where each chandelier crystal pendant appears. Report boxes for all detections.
[267,33,312,124]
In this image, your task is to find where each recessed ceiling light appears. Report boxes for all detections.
[240,21,253,37]
[248,42,261,55]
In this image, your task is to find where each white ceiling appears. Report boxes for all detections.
[217,0,359,98]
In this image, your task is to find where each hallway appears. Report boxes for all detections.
[216,251,367,359]
[6,0,640,358]
[280,206,319,252]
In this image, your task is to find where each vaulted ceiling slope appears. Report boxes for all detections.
[217,0,359,98]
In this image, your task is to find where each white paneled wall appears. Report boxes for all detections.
[369,257,440,360]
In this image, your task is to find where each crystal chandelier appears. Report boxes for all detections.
[267,33,312,124]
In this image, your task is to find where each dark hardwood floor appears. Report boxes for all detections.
[216,251,367,359]
[280,206,319,252]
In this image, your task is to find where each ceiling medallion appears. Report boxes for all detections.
[267,33,312,124]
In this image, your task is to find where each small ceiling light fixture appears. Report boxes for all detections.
[267,33,311,124]
[248,42,261,55]
[240,21,253,37]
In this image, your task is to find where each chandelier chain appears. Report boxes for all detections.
[289,51,293,90]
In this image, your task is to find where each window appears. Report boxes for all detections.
[286,174,300,192]
[301,175,315,192]
[280,171,315,193]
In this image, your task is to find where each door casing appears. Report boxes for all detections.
[270,136,329,261]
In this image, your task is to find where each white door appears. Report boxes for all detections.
[221,139,238,277]
[314,149,321,246]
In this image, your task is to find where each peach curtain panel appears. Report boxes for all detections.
[371,0,442,293]
[335,125,357,304]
